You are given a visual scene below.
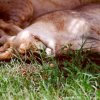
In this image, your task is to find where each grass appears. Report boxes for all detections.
[0,50,100,100]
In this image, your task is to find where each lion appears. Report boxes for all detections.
[0,0,100,45]
[0,4,100,60]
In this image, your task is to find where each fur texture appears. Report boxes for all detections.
[0,4,100,60]
[0,0,100,27]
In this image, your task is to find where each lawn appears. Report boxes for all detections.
[0,50,100,100]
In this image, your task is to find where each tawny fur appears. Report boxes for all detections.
[0,19,23,45]
[0,0,33,27]
[0,0,100,27]
[30,0,100,18]
[0,0,100,43]
[0,4,100,60]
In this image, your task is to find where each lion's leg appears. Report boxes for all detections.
[0,47,13,60]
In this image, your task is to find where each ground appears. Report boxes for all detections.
[0,50,100,100]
